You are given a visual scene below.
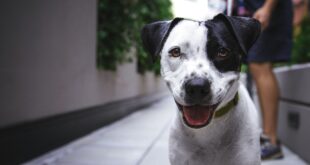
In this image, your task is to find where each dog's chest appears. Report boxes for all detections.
[169,93,260,165]
[170,129,256,165]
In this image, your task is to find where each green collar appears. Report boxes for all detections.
[214,93,239,118]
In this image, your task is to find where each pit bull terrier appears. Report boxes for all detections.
[141,13,261,165]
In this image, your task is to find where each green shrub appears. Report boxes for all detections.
[97,0,173,74]
[292,16,310,64]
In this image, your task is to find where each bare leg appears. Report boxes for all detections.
[249,62,279,145]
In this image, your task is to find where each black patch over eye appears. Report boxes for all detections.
[206,33,241,72]
[204,17,247,73]
[169,47,181,57]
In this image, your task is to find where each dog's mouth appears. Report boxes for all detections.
[176,102,219,129]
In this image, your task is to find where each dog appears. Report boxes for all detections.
[141,13,261,165]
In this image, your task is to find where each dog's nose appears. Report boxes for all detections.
[185,78,211,101]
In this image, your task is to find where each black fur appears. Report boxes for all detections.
[207,14,261,56]
[205,14,261,72]
[141,18,184,58]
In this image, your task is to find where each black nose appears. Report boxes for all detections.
[185,78,211,101]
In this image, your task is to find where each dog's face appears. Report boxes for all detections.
[142,14,260,129]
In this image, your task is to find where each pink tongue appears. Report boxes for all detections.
[183,105,212,126]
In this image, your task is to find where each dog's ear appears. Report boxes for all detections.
[141,18,183,58]
[208,13,261,55]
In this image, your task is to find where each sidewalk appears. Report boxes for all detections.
[25,97,308,165]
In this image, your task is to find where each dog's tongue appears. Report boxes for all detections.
[183,105,212,127]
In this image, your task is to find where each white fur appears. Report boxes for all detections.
[159,20,260,165]
[161,20,239,107]
[169,84,260,165]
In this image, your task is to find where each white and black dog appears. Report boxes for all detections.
[141,14,261,165]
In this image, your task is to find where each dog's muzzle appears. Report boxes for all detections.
[176,78,218,128]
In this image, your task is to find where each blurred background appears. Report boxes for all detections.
[0,0,309,164]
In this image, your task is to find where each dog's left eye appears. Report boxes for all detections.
[216,47,229,59]
[169,47,181,58]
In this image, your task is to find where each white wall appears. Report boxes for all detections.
[0,0,166,128]
[171,0,220,20]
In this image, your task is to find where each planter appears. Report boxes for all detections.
[275,63,310,163]
[251,63,310,163]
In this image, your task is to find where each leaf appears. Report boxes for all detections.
[97,0,172,73]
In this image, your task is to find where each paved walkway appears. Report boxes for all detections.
[25,97,308,165]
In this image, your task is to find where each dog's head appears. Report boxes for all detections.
[141,14,260,129]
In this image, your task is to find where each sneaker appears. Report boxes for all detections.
[260,135,284,160]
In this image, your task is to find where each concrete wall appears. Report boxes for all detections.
[0,0,166,128]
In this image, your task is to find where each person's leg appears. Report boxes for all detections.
[249,62,279,145]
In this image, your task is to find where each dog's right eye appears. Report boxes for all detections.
[217,48,228,57]
[169,47,181,58]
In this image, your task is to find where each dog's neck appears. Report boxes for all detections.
[214,92,239,118]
